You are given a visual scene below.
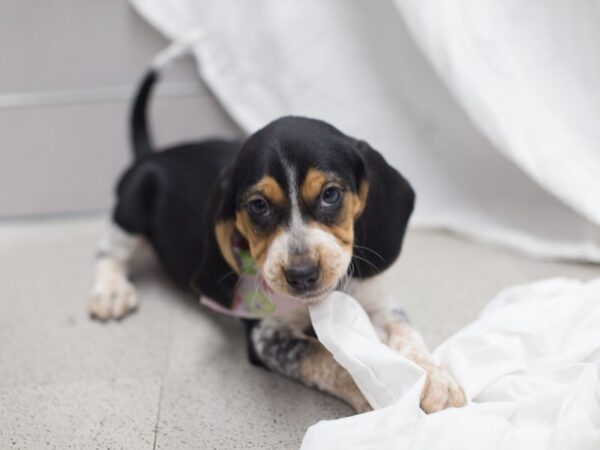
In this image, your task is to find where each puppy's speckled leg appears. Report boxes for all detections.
[385,317,466,413]
[251,320,371,413]
[88,224,142,321]
[351,273,466,413]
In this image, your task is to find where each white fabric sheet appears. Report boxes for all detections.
[303,280,600,449]
[131,0,600,262]
[396,0,600,226]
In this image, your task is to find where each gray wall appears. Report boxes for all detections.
[0,1,240,218]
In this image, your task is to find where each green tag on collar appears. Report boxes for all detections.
[238,248,258,275]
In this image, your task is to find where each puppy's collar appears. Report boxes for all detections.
[200,247,299,319]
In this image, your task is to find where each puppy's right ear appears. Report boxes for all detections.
[351,140,416,277]
[191,167,240,306]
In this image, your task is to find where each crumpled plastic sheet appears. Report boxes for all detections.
[303,278,600,449]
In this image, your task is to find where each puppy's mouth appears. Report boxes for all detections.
[293,285,335,302]
[296,275,351,302]
[261,275,339,304]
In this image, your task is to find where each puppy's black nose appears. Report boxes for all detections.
[284,264,320,292]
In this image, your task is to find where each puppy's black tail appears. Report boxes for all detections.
[131,70,158,160]
[130,30,206,160]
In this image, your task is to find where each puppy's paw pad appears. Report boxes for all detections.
[88,276,138,321]
[420,365,467,413]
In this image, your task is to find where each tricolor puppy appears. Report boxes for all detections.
[89,42,466,414]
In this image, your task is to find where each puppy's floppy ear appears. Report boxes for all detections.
[191,166,240,307]
[351,140,415,278]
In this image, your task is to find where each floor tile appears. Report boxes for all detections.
[0,377,160,449]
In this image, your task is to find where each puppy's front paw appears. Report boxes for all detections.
[88,273,138,321]
[420,365,466,413]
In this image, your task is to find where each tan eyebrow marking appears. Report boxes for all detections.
[250,176,286,206]
[300,169,341,203]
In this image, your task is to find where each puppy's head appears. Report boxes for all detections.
[215,117,414,304]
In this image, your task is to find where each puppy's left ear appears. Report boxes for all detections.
[351,140,415,277]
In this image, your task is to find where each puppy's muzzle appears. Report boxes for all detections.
[284,262,320,293]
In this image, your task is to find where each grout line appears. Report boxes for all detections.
[0,81,207,110]
[152,307,176,450]
[152,380,166,450]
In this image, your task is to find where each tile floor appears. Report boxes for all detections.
[1,216,597,449]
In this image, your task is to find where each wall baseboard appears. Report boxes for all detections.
[0,82,206,110]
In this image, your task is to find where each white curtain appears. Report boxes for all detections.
[131,0,600,262]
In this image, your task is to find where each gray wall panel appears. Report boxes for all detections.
[0,0,198,93]
[0,1,239,217]
[0,94,240,217]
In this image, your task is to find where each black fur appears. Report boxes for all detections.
[352,141,415,277]
[114,69,415,313]
[130,71,158,160]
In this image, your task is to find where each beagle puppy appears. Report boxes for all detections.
[89,48,466,414]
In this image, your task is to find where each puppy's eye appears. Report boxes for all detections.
[247,196,271,218]
[320,186,343,207]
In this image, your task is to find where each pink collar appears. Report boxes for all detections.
[200,274,300,319]
[200,246,300,319]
